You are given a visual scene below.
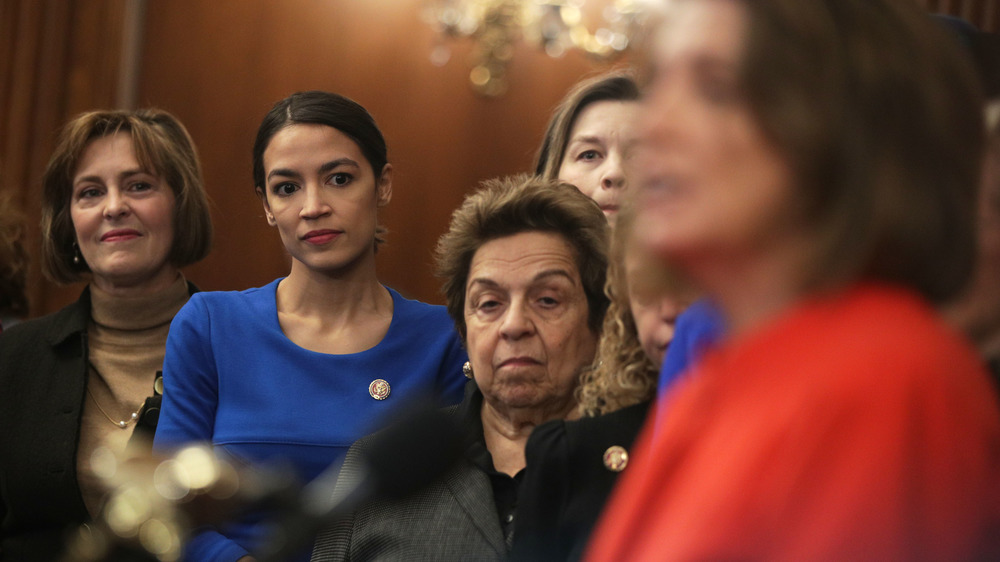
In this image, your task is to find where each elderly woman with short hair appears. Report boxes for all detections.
[311,174,609,561]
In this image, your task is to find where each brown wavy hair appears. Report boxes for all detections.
[41,108,213,284]
[435,174,610,341]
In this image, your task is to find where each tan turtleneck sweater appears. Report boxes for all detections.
[77,274,190,517]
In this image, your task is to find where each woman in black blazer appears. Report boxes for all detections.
[511,204,694,562]
[0,108,212,560]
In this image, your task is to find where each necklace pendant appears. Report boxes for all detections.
[118,420,127,428]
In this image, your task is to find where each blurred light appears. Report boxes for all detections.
[424,0,651,96]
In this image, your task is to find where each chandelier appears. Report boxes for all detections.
[423,0,651,96]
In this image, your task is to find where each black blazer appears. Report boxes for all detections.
[510,399,652,562]
[0,283,196,561]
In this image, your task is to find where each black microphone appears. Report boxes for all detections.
[255,406,467,561]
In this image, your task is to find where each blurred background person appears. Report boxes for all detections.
[0,109,212,561]
[511,202,693,561]
[937,15,1000,388]
[154,91,467,562]
[0,193,29,330]
[311,175,609,561]
[535,70,640,226]
[587,0,1000,559]
[947,110,1000,387]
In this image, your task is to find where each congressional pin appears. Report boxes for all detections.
[369,379,391,400]
[603,445,629,472]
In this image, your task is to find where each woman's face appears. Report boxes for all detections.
[557,100,639,227]
[464,231,597,418]
[259,124,391,274]
[624,246,686,368]
[633,0,797,281]
[70,133,177,293]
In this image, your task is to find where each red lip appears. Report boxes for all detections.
[100,229,141,242]
[302,229,342,245]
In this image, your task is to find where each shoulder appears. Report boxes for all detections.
[565,401,652,445]
[0,293,88,353]
[178,279,279,319]
[528,400,651,467]
[387,287,452,325]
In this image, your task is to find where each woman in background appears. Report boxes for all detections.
[946,102,1000,387]
[155,91,467,562]
[512,204,691,561]
[587,0,1000,559]
[0,109,212,560]
[310,175,609,561]
[0,193,29,330]
[535,70,639,226]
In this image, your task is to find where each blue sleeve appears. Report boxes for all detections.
[436,329,469,406]
[658,299,726,395]
[154,294,218,450]
[153,296,247,561]
[184,529,250,561]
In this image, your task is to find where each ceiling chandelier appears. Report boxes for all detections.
[423,0,651,96]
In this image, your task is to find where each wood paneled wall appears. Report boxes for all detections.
[2,0,996,317]
[134,0,611,306]
[0,0,130,316]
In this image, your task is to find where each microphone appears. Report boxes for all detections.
[255,406,467,561]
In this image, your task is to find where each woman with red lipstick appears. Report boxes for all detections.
[535,70,640,228]
[154,91,467,562]
[586,0,1000,559]
[0,109,213,561]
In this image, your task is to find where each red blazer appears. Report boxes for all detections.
[586,283,1000,561]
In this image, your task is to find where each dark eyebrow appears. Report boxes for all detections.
[73,169,150,187]
[267,158,361,182]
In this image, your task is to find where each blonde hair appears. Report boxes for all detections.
[577,204,691,416]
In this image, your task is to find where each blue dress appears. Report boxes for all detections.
[657,298,726,395]
[154,279,467,561]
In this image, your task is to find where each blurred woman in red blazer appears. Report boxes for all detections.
[586,0,1000,560]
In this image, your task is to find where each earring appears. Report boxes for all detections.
[462,361,473,379]
[72,243,81,265]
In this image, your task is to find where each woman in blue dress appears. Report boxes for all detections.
[154,91,467,561]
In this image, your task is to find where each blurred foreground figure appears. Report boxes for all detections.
[586,0,1000,560]
[947,110,1000,386]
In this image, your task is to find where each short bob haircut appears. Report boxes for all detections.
[252,91,389,247]
[436,174,610,340]
[728,0,984,303]
[534,70,640,180]
[41,109,213,284]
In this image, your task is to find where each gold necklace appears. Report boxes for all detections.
[86,363,142,429]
